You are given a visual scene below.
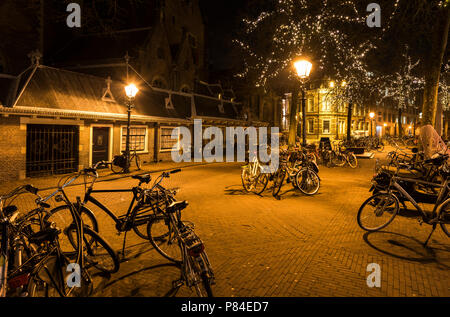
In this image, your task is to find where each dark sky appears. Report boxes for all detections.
[199,0,247,72]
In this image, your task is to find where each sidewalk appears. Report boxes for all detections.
[0,160,220,194]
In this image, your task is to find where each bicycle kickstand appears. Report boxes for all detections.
[118,231,130,261]
[423,224,436,247]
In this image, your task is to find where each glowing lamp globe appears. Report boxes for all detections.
[293,60,312,79]
[125,84,139,99]
[369,112,375,119]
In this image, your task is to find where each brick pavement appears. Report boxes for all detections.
[2,151,449,297]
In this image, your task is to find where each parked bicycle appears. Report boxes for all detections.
[357,153,450,246]
[111,149,141,174]
[146,170,215,297]
[46,161,158,259]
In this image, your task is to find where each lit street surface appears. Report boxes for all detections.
[19,152,449,297]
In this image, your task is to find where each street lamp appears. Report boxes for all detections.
[369,112,375,137]
[293,59,312,147]
[124,83,139,173]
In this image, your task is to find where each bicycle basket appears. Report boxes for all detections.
[372,171,391,189]
[112,155,126,168]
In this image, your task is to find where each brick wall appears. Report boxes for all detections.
[0,116,26,183]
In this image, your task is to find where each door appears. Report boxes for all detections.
[92,127,110,166]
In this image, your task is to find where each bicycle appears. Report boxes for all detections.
[46,161,161,259]
[357,154,450,246]
[147,199,215,297]
[241,156,269,195]
[111,149,141,174]
[1,185,95,297]
[39,165,119,273]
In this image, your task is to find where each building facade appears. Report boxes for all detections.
[0,64,265,182]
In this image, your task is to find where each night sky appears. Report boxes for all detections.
[200,0,247,73]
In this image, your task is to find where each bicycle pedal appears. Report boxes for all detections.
[172,279,184,289]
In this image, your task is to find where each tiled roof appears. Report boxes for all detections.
[5,65,243,121]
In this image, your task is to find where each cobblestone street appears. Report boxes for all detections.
[3,152,449,297]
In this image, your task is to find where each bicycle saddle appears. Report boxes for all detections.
[166,200,188,213]
[28,228,61,245]
[132,174,151,184]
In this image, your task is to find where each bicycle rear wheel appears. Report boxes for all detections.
[111,160,124,174]
[272,169,286,197]
[190,251,214,297]
[438,198,450,237]
[357,193,399,231]
[147,215,181,263]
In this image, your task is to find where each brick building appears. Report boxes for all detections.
[0,64,263,182]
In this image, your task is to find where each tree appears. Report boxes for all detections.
[381,50,423,137]
[368,0,449,128]
[235,0,374,147]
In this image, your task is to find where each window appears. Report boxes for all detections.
[160,127,180,152]
[307,99,314,112]
[152,77,167,89]
[282,98,289,131]
[339,120,345,134]
[322,96,331,111]
[322,119,330,134]
[121,127,147,152]
[308,119,314,133]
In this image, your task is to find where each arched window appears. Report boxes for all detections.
[180,85,191,93]
[152,76,167,89]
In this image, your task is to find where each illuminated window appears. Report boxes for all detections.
[308,118,314,133]
[121,127,147,152]
[322,96,331,111]
[160,127,180,152]
[307,99,314,112]
[322,119,330,134]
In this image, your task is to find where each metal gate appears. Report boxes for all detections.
[26,124,79,177]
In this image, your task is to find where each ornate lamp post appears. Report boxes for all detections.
[369,112,375,137]
[124,83,139,173]
[293,59,313,147]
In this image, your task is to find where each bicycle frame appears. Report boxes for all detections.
[83,187,141,229]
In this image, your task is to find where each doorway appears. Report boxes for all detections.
[92,127,110,166]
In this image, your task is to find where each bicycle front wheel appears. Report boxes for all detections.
[253,173,269,195]
[241,167,252,192]
[45,205,99,253]
[67,226,119,274]
[27,256,93,297]
[357,193,399,231]
[332,153,346,167]
[347,153,358,168]
[296,169,320,195]
[147,216,182,263]
[438,198,450,237]
[111,160,124,174]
